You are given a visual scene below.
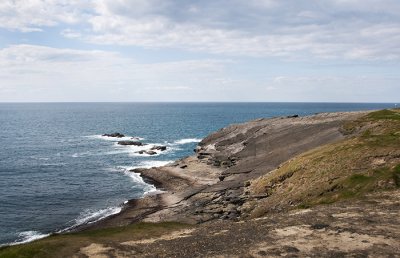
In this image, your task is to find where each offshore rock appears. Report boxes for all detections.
[102,132,125,138]
[117,141,146,146]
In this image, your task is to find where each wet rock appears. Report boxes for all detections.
[180,165,188,169]
[287,114,299,118]
[136,150,157,155]
[102,132,125,138]
[118,141,146,146]
[150,145,167,151]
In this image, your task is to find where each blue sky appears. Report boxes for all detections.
[0,0,399,102]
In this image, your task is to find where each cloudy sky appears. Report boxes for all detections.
[0,0,399,102]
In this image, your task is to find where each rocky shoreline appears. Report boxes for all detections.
[84,110,368,229]
[3,109,400,257]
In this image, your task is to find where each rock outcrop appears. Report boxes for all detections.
[102,132,125,138]
[136,150,157,155]
[117,141,146,146]
[150,145,167,151]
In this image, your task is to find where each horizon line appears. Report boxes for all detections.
[0,101,398,104]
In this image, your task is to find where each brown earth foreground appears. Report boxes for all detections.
[1,109,400,257]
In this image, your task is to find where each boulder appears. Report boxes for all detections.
[150,145,167,151]
[118,141,146,146]
[102,132,125,138]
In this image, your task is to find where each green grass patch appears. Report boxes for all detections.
[366,109,400,121]
[315,167,399,206]
[362,132,400,147]
[0,222,190,258]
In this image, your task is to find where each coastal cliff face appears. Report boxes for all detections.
[1,110,400,257]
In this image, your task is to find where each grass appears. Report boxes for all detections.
[0,222,190,258]
[366,109,400,121]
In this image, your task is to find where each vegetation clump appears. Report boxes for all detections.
[0,222,190,258]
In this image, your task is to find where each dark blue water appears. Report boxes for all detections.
[0,102,396,245]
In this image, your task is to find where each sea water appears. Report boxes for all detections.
[0,102,395,245]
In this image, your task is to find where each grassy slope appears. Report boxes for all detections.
[0,222,190,258]
[247,109,400,218]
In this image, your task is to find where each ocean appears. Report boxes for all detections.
[0,102,396,245]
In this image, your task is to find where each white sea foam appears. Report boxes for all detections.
[122,160,173,171]
[71,151,94,157]
[173,138,202,145]
[119,160,173,194]
[74,206,122,226]
[10,231,50,246]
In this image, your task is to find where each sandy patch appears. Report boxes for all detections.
[272,225,398,252]
[80,243,113,258]
[122,228,195,245]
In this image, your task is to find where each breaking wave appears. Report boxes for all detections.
[173,138,202,145]
[9,231,50,246]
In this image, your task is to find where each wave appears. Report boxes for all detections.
[9,231,50,246]
[173,138,202,145]
[63,160,173,232]
[119,160,173,194]
[121,160,173,171]
[74,206,122,226]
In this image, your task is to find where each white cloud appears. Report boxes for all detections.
[0,0,89,32]
[81,0,400,60]
[1,1,400,60]
[0,44,230,101]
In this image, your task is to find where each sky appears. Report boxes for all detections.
[0,0,399,102]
